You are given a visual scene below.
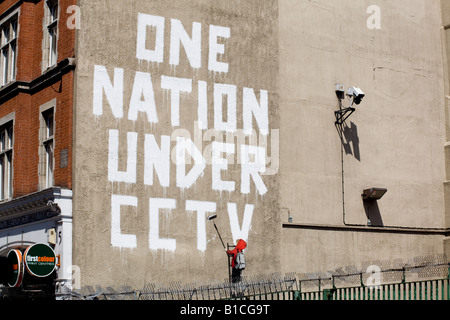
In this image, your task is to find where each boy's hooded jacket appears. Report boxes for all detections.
[227,239,247,268]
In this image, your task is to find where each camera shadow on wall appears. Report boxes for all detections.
[363,198,384,227]
[335,118,384,226]
[336,121,361,162]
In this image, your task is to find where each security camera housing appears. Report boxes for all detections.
[335,83,345,100]
[347,87,365,105]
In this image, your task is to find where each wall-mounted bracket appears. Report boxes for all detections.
[335,107,355,125]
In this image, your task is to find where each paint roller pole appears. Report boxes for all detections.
[207,214,231,282]
[207,214,225,248]
[214,224,231,283]
[213,222,226,249]
[226,243,232,283]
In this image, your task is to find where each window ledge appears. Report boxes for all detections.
[0,57,75,102]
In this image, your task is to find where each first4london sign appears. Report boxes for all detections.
[23,244,56,278]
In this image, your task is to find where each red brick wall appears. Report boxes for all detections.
[0,0,75,198]
[0,0,20,16]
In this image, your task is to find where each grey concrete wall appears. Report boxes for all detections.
[440,0,450,257]
[281,228,445,275]
[73,0,447,289]
[73,0,280,288]
[279,0,447,273]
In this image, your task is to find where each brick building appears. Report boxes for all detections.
[0,0,75,297]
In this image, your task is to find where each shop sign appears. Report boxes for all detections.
[23,244,56,277]
[7,249,23,288]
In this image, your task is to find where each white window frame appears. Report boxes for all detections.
[0,15,17,87]
[43,0,58,71]
[43,109,54,188]
[0,113,14,201]
[39,100,55,190]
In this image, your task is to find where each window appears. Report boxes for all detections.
[0,121,13,200]
[39,101,55,190]
[45,1,58,69]
[42,109,54,188]
[0,17,17,86]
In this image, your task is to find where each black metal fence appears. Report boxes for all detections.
[138,272,298,301]
[2,254,449,300]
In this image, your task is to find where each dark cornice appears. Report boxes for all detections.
[0,57,76,103]
[0,0,40,22]
[0,187,63,230]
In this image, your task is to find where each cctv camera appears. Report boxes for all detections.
[346,87,365,105]
[335,83,345,100]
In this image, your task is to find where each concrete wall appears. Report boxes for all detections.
[279,0,447,273]
[73,0,280,288]
[440,0,450,257]
[73,0,447,288]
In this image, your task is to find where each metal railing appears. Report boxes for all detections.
[7,254,447,300]
[139,273,299,301]
[137,256,450,301]
[297,254,450,301]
